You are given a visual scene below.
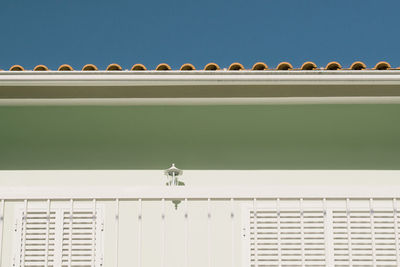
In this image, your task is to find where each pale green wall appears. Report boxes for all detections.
[1,104,400,170]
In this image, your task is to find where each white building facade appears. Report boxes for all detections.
[1,64,400,266]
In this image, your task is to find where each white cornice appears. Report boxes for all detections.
[1,70,400,86]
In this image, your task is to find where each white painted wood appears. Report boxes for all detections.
[276,199,282,267]
[44,199,50,267]
[68,199,73,267]
[184,199,188,267]
[346,198,353,267]
[393,199,400,266]
[115,199,120,267]
[230,198,234,267]
[323,202,334,267]
[161,198,165,267]
[244,201,327,267]
[0,200,4,267]
[2,70,400,87]
[13,202,104,267]
[2,96,400,106]
[369,199,377,267]
[91,199,97,267]
[138,199,142,267]
[21,200,27,267]
[4,185,400,199]
[252,199,258,267]
[207,198,211,267]
[53,209,63,267]
[299,199,305,267]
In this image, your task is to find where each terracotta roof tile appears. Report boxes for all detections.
[228,62,245,71]
[204,63,220,70]
[9,65,24,71]
[58,64,73,71]
[155,63,171,71]
[106,63,122,71]
[180,63,196,71]
[2,61,399,71]
[325,62,342,70]
[350,61,366,70]
[300,62,317,70]
[276,62,293,70]
[82,64,98,71]
[251,62,268,70]
[33,65,48,71]
[374,61,391,70]
[131,64,147,71]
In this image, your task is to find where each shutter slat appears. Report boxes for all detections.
[247,199,400,267]
[16,205,102,267]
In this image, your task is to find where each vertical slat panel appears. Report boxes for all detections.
[161,199,165,267]
[91,199,97,267]
[68,199,73,267]
[276,198,282,267]
[299,198,305,267]
[115,199,120,267]
[138,199,142,267]
[393,199,400,265]
[21,199,28,267]
[323,198,334,267]
[230,198,234,267]
[252,198,258,267]
[184,199,188,267]
[207,198,211,267]
[0,199,4,267]
[346,198,353,267]
[44,199,50,267]
[369,198,377,267]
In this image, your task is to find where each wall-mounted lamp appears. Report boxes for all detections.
[164,163,184,186]
[164,164,184,209]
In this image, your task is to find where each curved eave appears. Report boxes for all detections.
[1,70,400,105]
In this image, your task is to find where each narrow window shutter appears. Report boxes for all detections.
[332,209,398,266]
[248,209,326,266]
[15,210,57,267]
[15,206,103,267]
[62,210,103,267]
[245,200,400,267]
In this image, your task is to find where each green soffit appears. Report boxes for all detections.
[0,104,399,170]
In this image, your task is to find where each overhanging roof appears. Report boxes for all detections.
[1,70,400,105]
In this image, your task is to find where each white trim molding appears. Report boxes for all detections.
[1,70,400,105]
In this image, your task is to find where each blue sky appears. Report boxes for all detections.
[0,0,399,70]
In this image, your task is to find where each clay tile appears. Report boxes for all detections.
[131,64,147,71]
[228,62,245,71]
[374,61,391,70]
[276,62,293,70]
[180,63,196,71]
[58,64,73,71]
[204,63,220,71]
[350,61,366,70]
[155,63,171,71]
[325,62,342,70]
[82,64,98,71]
[106,63,122,71]
[252,62,268,70]
[34,65,48,71]
[9,65,24,71]
[301,62,317,70]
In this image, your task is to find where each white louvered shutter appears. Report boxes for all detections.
[14,206,103,267]
[15,210,57,267]
[61,210,103,267]
[246,209,326,266]
[332,209,398,266]
[243,199,400,267]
